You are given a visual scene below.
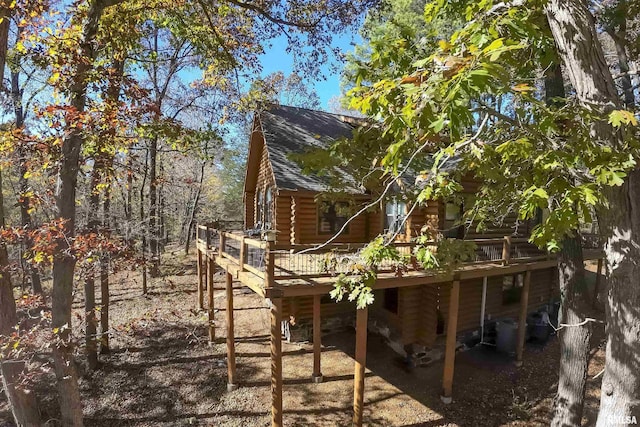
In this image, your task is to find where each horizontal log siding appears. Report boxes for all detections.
[274,195,291,245]
[389,267,559,348]
[437,267,558,333]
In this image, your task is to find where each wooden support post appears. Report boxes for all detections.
[312,294,323,383]
[240,235,246,271]
[207,259,215,344]
[265,241,275,288]
[220,232,226,256]
[593,258,603,308]
[515,270,531,367]
[226,271,238,391]
[502,236,512,265]
[206,225,211,250]
[197,249,204,310]
[441,278,460,403]
[353,306,368,427]
[269,290,284,427]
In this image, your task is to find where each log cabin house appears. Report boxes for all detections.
[196,105,603,427]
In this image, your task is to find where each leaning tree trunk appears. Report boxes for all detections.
[544,56,592,427]
[546,1,640,424]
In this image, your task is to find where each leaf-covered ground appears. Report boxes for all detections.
[1,250,605,426]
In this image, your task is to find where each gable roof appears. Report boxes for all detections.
[257,105,365,193]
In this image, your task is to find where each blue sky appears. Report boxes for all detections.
[258,31,363,110]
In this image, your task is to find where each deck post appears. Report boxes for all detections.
[220,232,226,256]
[593,258,603,308]
[515,270,531,367]
[226,271,238,391]
[502,236,512,265]
[240,235,246,272]
[265,241,275,288]
[268,289,284,427]
[207,258,215,343]
[312,294,323,383]
[441,278,460,403]
[197,249,204,309]
[353,306,368,427]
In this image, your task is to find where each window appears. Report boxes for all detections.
[443,201,464,239]
[384,288,399,314]
[255,190,263,228]
[318,201,350,235]
[385,199,407,234]
[264,188,273,229]
[502,274,524,305]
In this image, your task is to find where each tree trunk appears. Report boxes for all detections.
[0,2,17,338]
[546,1,640,424]
[149,136,160,277]
[1,360,42,427]
[125,153,133,245]
[184,162,206,255]
[84,160,101,370]
[552,236,592,427]
[51,1,119,424]
[11,27,42,295]
[140,150,149,294]
[604,1,635,109]
[97,58,123,357]
[0,168,17,335]
[100,184,110,355]
[544,54,591,427]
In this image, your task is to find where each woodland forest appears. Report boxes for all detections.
[1,0,640,426]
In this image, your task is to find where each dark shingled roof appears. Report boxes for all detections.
[258,105,365,193]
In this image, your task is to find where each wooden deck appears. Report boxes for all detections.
[196,225,602,297]
[195,224,604,427]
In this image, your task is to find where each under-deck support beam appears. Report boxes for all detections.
[353,306,368,427]
[226,271,237,391]
[197,249,204,309]
[312,294,323,383]
[515,270,531,367]
[269,291,283,427]
[441,278,460,403]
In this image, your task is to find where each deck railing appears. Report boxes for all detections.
[195,224,578,287]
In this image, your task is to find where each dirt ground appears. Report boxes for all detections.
[1,249,606,426]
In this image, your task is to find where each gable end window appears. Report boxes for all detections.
[318,201,350,235]
[255,190,263,228]
[254,187,274,229]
